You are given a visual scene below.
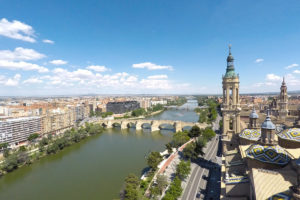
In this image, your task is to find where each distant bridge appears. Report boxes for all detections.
[95,119,207,132]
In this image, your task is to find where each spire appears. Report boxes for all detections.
[261,110,275,130]
[282,77,286,86]
[224,44,236,78]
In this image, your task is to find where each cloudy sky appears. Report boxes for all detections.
[0,0,300,96]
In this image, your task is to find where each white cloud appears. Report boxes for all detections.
[49,59,68,65]
[5,74,21,86]
[285,63,299,69]
[0,47,45,61]
[140,79,172,89]
[255,58,264,63]
[147,75,168,79]
[293,70,300,74]
[23,77,43,84]
[0,18,36,42]
[266,73,281,81]
[0,60,48,73]
[86,65,109,72]
[42,39,54,44]
[132,62,173,71]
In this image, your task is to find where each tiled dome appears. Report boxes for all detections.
[239,129,261,141]
[278,128,300,142]
[245,144,291,165]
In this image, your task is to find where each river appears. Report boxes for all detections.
[0,100,198,200]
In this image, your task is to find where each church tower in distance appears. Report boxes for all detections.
[278,77,288,120]
[221,45,241,151]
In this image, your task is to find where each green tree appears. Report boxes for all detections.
[162,177,182,200]
[183,143,198,160]
[147,151,163,170]
[165,143,173,154]
[39,137,49,146]
[0,142,8,150]
[89,110,95,117]
[27,133,39,142]
[3,148,10,158]
[156,174,168,194]
[188,126,201,138]
[2,154,18,172]
[176,160,191,180]
[124,184,139,200]
[47,134,53,141]
[195,137,207,156]
[124,173,140,200]
[125,173,140,188]
[202,127,216,141]
[18,146,26,152]
[171,131,190,148]
[131,108,146,117]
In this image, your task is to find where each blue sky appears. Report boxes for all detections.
[0,0,300,96]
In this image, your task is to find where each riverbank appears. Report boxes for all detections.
[0,123,104,176]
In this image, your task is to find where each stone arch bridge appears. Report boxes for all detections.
[95,119,207,132]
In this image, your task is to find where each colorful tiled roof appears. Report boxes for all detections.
[239,129,261,141]
[278,128,300,142]
[267,191,291,200]
[245,144,291,165]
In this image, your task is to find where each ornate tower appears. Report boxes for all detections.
[260,112,277,145]
[249,107,259,129]
[221,45,241,151]
[278,77,288,120]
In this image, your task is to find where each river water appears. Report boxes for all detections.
[0,100,198,200]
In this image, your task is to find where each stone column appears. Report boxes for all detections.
[232,86,236,106]
[226,87,230,107]
[236,113,241,133]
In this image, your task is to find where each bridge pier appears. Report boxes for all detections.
[121,121,128,129]
[106,121,113,129]
[151,121,160,132]
[174,121,182,132]
[135,121,143,130]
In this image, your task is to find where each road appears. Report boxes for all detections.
[181,115,221,200]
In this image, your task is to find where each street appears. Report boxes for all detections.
[181,115,221,200]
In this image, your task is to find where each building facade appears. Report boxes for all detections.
[0,116,42,145]
[106,101,140,114]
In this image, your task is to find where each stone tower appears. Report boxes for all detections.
[221,45,241,151]
[278,77,288,120]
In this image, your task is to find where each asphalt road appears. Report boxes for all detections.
[181,115,221,200]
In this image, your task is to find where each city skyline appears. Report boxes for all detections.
[1,0,300,96]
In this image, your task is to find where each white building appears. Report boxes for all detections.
[0,116,42,146]
[150,100,167,106]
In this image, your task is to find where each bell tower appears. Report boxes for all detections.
[278,77,288,120]
[221,45,241,151]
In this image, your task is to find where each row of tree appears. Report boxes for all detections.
[0,123,104,174]
[183,127,216,160]
[162,160,191,200]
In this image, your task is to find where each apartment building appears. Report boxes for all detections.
[0,116,42,145]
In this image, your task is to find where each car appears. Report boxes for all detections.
[196,193,201,198]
